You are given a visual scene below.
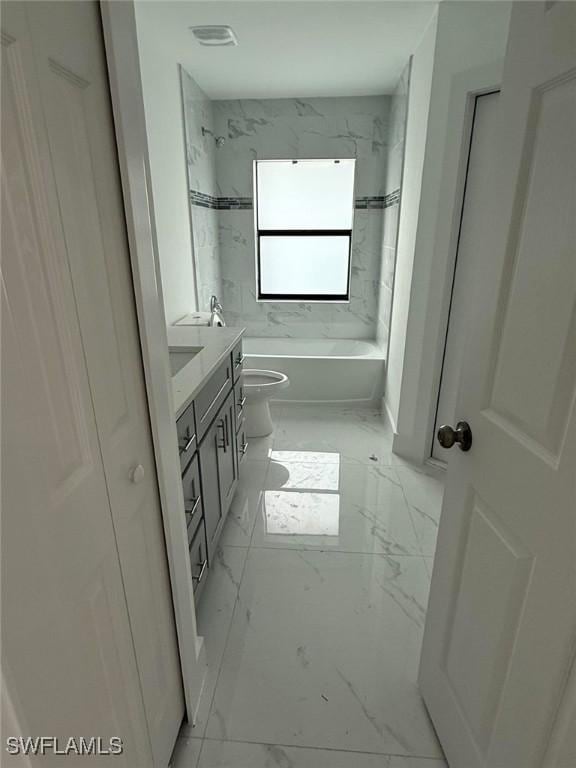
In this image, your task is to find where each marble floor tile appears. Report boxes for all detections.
[186,546,248,737]
[205,548,441,758]
[251,460,421,555]
[396,468,444,557]
[272,405,396,466]
[220,461,268,547]
[171,737,201,767]
[197,739,447,767]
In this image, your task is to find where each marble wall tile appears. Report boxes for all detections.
[214,97,391,338]
[181,67,223,312]
[376,61,411,351]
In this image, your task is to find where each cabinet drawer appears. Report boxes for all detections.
[232,340,244,383]
[188,521,208,596]
[176,401,197,474]
[182,453,203,544]
[195,357,233,440]
[234,380,246,427]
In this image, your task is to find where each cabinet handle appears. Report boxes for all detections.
[184,495,201,518]
[225,413,230,447]
[192,558,208,584]
[179,433,196,454]
[237,396,246,409]
[235,353,244,368]
[217,420,226,451]
[240,441,248,455]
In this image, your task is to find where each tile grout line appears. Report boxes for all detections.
[394,472,436,589]
[196,734,445,762]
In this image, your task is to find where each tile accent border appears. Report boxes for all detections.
[355,189,400,210]
[190,189,401,211]
[190,190,252,210]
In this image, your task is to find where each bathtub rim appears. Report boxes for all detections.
[242,337,385,361]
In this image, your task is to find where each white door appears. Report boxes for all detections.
[419,3,576,768]
[2,4,152,765]
[2,2,184,765]
[432,91,500,462]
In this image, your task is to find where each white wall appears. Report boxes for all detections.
[135,8,197,325]
[385,10,438,430]
[386,1,512,461]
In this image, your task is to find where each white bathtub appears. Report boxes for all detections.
[243,337,385,404]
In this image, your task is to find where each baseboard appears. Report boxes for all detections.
[271,397,381,408]
[382,397,398,433]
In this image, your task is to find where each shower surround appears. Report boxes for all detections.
[181,68,222,312]
[213,97,392,338]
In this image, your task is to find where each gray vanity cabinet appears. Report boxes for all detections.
[198,388,238,563]
[176,339,244,594]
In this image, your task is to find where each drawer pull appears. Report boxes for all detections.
[179,433,196,454]
[192,559,208,584]
[185,495,201,518]
[201,378,231,424]
[240,441,248,455]
[237,396,247,408]
[235,353,244,368]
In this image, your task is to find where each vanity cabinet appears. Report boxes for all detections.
[199,389,238,561]
[175,339,244,597]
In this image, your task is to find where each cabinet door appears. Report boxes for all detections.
[218,390,239,518]
[199,416,224,563]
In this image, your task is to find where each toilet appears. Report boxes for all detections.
[243,369,290,437]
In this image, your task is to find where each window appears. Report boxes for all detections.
[254,159,356,302]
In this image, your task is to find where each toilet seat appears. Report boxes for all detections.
[243,369,289,399]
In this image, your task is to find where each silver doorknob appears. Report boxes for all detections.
[437,421,472,452]
[129,464,145,484]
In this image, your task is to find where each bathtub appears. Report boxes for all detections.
[243,338,385,404]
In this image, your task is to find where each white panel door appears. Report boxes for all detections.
[20,2,184,765]
[1,4,152,765]
[419,3,576,768]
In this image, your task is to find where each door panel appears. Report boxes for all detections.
[1,4,151,763]
[488,76,576,458]
[419,4,576,767]
[218,391,238,517]
[200,417,224,561]
[2,3,184,765]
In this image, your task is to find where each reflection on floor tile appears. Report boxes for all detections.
[252,461,421,555]
[396,467,444,556]
[206,549,440,757]
[186,546,248,736]
[220,461,268,547]
[182,405,445,763]
[197,739,448,767]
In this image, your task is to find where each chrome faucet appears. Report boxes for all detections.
[209,295,226,327]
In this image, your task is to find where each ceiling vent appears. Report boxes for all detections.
[190,25,238,47]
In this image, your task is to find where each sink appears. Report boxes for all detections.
[168,346,203,376]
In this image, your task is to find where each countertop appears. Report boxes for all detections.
[167,325,244,418]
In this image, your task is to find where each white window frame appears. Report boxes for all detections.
[253,158,356,303]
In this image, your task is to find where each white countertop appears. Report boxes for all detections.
[167,325,244,418]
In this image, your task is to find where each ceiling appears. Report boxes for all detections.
[137,1,438,99]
